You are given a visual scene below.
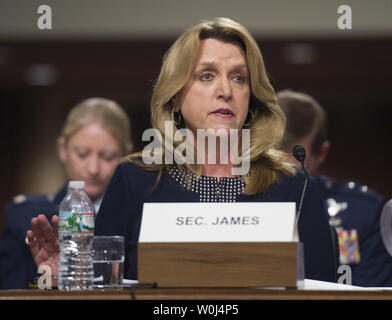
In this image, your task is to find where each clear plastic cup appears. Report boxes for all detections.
[93,236,124,290]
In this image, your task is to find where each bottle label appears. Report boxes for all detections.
[58,212,94,233]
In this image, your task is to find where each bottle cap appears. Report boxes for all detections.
[68,181,85,189]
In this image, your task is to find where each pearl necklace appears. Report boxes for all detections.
[167,166,245,202]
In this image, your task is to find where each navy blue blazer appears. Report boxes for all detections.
[316,175,392,286]
[0,187,66,289]
[95,162,336,283]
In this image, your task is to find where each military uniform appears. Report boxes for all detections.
[316,175,392,287]
[0,187,66,289]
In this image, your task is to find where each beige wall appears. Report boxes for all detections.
[1,0,392,39]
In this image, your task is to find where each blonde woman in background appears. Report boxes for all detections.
[0,98,132,289]
[28,18,336,284]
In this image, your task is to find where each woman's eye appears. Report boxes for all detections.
[200,73,213,81]
[100,151,121,162]
[102,154,116,162]
[75,148,89,158]
[76,152,88,158]
[233,75,245,83]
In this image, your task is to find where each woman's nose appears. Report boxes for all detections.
[217,77,232,102]
[87,155,100,176]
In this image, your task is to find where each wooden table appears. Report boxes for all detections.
[1,287,392,300]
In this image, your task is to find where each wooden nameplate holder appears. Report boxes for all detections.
[138,242,304,288]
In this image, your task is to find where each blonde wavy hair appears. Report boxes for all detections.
[128,17,294,194]
[60,97,133,155]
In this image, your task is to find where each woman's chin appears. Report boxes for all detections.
[84,186,104,202]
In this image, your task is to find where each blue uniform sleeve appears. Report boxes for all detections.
[0,204,37,289]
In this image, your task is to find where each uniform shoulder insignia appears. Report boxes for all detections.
[10,193,49,206]
[318,175,382,202]
[317,175,335,189]
[346,181,356,190]
[324,179,334,190]
[46,193,55,203]
[344,181,380,199]
[12,194,26,204]
[345,181,368,193]
[321,176,345,191]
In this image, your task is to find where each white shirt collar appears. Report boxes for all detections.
[94,196,103,214]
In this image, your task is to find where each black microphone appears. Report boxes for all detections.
[292,144,309,226]
[293,144,309,177]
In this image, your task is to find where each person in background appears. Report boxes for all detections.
[277,89,392,287]
[0,97,132,289]
[27,18,336,283]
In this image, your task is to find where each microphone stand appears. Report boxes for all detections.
[292,145,308,286]
[292,144,310,241]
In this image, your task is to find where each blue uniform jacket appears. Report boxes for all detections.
[316,175,392,286]
[0,187,66,289]
[95,162,336,283]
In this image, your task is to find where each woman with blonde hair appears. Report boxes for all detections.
[28,18,335,283]
[0,97,132,289]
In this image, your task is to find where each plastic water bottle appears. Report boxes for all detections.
[58,181,95,290]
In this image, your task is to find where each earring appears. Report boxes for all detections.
[172,108,182,127]
[243,109,255,127]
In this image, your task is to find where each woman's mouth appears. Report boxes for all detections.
[211,108,234,119]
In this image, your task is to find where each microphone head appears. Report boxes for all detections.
[293,144,306,163]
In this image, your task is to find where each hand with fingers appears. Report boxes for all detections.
[26,214,60,276]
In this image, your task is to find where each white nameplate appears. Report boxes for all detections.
[139,202,296,242]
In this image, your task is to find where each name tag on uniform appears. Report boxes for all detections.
[139,202,296,242]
